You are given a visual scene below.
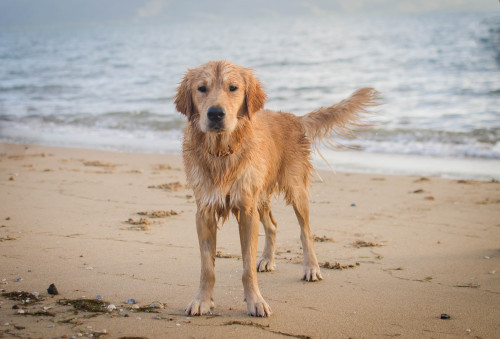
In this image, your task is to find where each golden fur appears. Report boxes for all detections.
[175,60,379,317]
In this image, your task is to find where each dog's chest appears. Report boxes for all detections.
[188,159,263,210]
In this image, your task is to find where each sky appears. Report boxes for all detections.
[0,0,498,28]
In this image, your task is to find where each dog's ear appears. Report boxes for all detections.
[243,69,266,118]
[174,70,195,118]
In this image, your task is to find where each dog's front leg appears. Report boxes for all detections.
[185,208,217,315]
[239,205,272,317]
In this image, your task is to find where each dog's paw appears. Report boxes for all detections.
[246,298,272,317]
[257,257,275,272]
[185,297,215,316]
[302,264,323,282]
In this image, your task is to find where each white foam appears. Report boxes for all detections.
[314,149,500,181]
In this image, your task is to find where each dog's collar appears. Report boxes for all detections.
[207,145,236,158]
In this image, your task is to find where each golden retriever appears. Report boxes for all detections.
[175,60,379,317]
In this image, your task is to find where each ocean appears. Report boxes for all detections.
[1,12,499,180]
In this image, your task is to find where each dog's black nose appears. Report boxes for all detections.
[207,106,225,122]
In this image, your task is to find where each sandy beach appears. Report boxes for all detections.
[0,142,499,338]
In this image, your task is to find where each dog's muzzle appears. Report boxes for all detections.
[207,106,225,131]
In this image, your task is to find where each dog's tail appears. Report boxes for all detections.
[299,88,381,158]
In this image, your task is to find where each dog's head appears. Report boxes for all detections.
[174,60,266,133]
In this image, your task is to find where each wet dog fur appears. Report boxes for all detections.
[175,60,379,317]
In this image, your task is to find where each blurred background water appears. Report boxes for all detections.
[0,5,499,179]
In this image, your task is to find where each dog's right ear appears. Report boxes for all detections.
[174,70,195,118]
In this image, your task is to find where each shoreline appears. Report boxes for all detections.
[2,139,499,181]
[314,150,500,182]
[1,142,499,338]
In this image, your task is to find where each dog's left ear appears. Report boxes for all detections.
[174,70,195,119]
[243,69,266,118]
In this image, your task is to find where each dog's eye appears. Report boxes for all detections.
[198,86,207,93]
[229,85,238,92]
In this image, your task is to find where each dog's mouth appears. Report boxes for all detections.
[207,122,226,133]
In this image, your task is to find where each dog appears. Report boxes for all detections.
[174,60,379,317]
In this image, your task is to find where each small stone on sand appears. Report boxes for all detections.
[47,283,59,295]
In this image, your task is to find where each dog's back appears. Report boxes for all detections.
[250,110,313,204]
[250,87,379,204]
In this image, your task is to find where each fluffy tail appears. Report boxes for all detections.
[300,88,381,155]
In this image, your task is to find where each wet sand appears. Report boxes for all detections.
[0,143,499,338]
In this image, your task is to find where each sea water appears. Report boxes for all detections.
[1,12,499,179]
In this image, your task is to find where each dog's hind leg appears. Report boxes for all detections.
[185,208,218,316]
[257,200,277,272]
[292,190,323,282]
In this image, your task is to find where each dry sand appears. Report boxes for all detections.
[0,142,499,338]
